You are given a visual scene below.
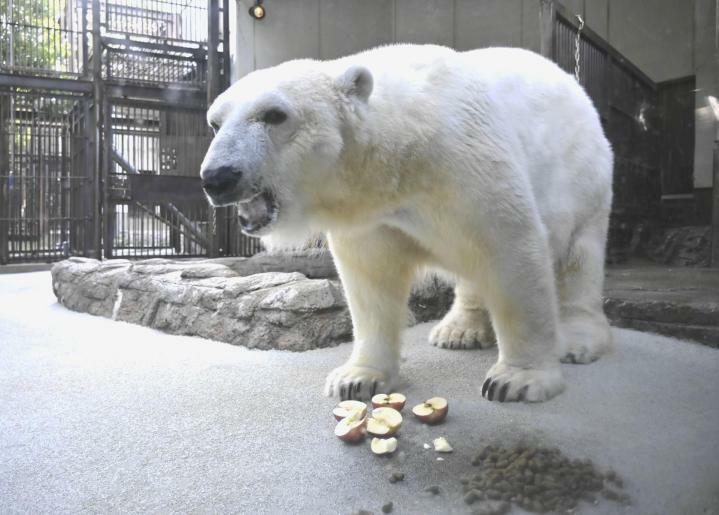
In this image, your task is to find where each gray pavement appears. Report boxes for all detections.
[1,272,718,515]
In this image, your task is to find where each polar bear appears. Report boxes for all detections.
[200,44,613,403]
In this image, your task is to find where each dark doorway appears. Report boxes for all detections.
[657,76,696,224]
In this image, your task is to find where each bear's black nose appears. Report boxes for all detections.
[201,166,242,199]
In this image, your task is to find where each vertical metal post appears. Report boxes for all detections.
[0,95,9,264]
[222,0,231,89]
[539,0,556,60]
[712,126,719,267]
[92,0,104,259]
[711,0,719,267]
[207,0,221,106]
[102,97,114,259]
[83,97,93,257]
[207,0,221,257]
[81,0,89,78]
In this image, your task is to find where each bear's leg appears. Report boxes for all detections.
[429,282,495,349]
[557,213,612,364]
[324,226,420,400]
[480,229,566,403]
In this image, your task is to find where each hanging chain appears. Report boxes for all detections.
[574,14,585,82]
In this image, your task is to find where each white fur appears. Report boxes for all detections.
[202,44,614,403]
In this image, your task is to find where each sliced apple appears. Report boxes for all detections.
[366,407,403,437]
[411,397,448,424]
[371,437,398,455]
[371,392,407,411]
[332,400,368,421]
[334,409,366,443]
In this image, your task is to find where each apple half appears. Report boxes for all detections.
[366,407,403,437]
[411,397,449,424]
[371,393,407,411]
[371,437,398,455]
[332,400,368,421]
[334,409,367,443]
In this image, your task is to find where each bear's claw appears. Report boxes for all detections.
[559,350,600,364]
[481,362,565,403]
[324,364,394,400]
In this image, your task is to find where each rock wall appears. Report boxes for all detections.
[51,255,352,351]
[51,252,455,351]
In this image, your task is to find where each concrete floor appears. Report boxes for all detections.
[1,272,718,515]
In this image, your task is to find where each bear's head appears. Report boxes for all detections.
[200,59,373,245]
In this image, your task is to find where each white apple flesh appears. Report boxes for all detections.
[366,407,403,437]
[411,397,449,424]
[371,437,398,455]
[433,436,453,453]
[334,409,366,443]
[332,400,368,421]
[371,393,407,411]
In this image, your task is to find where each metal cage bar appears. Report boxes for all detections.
[0,88,93,263]
[0,0,262,264]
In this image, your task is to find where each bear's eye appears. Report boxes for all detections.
[209,121,220,134]
[261,108,288,125]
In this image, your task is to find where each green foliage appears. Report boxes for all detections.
[0,0,71,72]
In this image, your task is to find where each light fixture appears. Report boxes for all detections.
[249,1,265,20]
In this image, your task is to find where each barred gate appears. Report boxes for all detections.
[540,0,661,259]
[0,0,262,264]
[0,89,93,263]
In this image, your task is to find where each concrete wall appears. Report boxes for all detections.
[233,0,695,81]
[691,0,718,190]
[233,0,543,77]
[233,0,714,189]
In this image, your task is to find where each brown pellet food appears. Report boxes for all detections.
[423,485,441,495]
[463,444,630,513]
[388,471,405,484]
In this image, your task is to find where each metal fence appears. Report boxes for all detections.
[1,0,262,264]
[1,0,87,78]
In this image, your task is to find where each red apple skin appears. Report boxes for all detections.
[425,405,448,424]
[335,418,367,443]
[412,404,449,425]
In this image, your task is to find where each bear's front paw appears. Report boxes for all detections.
[481,361,565,403]
[324,364,395,400]
[429,312,495,350]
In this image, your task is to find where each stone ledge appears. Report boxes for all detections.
[51,255,718,350]
[51,254,351,351]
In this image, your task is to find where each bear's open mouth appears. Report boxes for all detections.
[236,189,278,235]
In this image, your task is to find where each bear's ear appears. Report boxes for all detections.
[336,65,373,103]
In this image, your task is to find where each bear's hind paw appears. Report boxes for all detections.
[324,364,395,400]
[429,319,495,350]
